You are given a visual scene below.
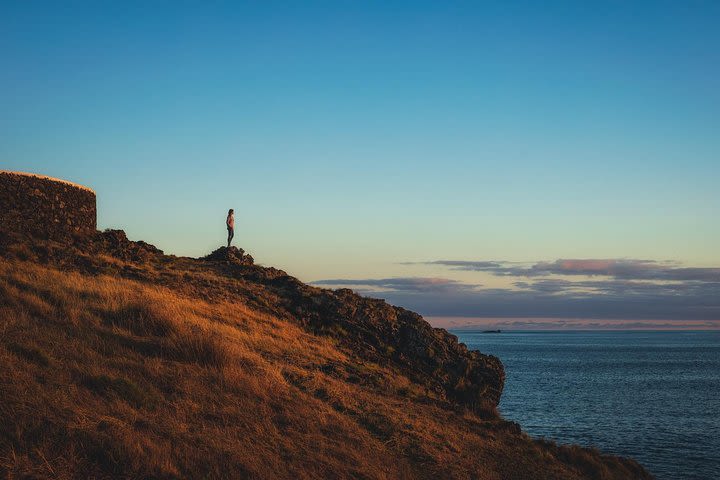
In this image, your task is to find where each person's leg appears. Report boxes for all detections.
[227,227,234,247]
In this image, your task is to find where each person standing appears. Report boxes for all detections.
[226,209,235,247]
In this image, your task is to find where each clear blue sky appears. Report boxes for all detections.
[2,1,718,325]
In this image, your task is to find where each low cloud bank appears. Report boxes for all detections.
[415,259,720,282]
[313,258,720,322]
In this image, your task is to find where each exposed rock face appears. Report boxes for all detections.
[0,171,96,240]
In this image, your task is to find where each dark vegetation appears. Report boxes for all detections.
[0,228,653,479]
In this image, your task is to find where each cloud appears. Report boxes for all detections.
[422,258,720,282]
[313,258,720,321]
[403,260,521,276]
[311,277,480,294]
[529,259,720,282]
[377,283,720,320]
[431,317,720,330]
[401,260,504,270]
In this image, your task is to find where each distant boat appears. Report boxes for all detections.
[482,329,502,333]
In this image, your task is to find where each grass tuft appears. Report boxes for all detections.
[164,327,228,369]
[107,301,176,337]
[81,374,160,409]
[7,342,50,367]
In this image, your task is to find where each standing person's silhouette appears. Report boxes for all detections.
[226,209,235,247]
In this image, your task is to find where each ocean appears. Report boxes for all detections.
[453,330,720,480]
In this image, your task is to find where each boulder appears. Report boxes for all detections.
[203,246,254,266]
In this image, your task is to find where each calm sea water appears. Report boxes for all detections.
[454,330,720,480]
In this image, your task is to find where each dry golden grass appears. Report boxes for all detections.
[0,259,650,479]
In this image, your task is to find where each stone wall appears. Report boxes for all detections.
[0,171,96,240]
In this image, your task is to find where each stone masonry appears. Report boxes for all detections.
[0,171,97,240]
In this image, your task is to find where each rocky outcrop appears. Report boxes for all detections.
[0,171,96,240]
[93,229,164,262]
[204,246,254,266]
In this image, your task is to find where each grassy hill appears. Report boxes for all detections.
[0,229,652,479]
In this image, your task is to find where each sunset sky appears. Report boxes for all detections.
[2,1,718,328]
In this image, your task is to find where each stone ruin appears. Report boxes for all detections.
[0,170,97,240]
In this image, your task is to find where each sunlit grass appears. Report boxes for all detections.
[0,259,650,479]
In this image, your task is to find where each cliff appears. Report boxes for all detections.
[0,227,653,479]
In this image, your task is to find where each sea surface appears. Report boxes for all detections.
[453,330,720,480]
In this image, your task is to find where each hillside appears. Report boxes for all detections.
[0,228,652,479]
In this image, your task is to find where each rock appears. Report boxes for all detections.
[95,229,164,262]
[203,246,254,266]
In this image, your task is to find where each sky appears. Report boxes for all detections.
[2,1,719,328]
